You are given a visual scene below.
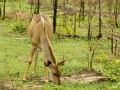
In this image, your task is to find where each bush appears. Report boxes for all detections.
[12,22,27,34]
[96,53,120,81]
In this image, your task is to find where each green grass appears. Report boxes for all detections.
[41,81,120,90]
[0,1,120,89]
[0,19,120,90]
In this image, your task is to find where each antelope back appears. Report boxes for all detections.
[28,14,53,45]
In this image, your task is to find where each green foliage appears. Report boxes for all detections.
[57,26,71,35]
[96,53,120,81]
[12,22,27,34]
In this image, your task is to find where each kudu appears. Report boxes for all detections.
[23,14,65,85]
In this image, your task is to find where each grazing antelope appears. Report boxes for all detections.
[23,14,65,85]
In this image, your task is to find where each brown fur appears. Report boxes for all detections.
[23,14,65,85]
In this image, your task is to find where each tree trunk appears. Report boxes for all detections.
[34,0,40,14]
[111,27,114,54]
[73,13,76,37]
[63,0,66,6]
[115,40,117,55]
[3,0,6,20]
[0,5,1,16]
[108,0,112,15]
[53,0,57,33]
[114,0,118,28]
[88,22,91,40]
[81,0,85,20]
[88,9,92,40]
[79,0,81,27]
[37,0,39,14]
[98,0,102,37]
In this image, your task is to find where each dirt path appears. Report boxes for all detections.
[61,72,106,84]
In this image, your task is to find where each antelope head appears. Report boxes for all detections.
[48,60,65,85]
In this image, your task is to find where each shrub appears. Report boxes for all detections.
[96,53,120,81]
[12,22,27,34]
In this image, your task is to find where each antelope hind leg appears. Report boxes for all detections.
[32,49,39,74]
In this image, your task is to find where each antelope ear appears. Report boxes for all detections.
[57,60,66,67]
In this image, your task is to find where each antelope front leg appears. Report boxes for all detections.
[44,59,48,82]
[23,46,36,81]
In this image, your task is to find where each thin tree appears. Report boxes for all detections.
[88,9,92,40]
[3,0,6,20]
[81,0,85,20]
[87,1,93,40]
[79,0,81,27]
[53,0,57,33]
[114,0,118,28]
[111,26,114,54]
[97,0,102,39]
[89,41,100,71]
[63,0,66,6]
[34,0,40,14]
[107,0,112,15]
[0,4,1,16]
[73,12,77,37]
[37,0,40,14]
[114,0,119,54]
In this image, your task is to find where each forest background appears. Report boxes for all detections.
[0,0,120,89]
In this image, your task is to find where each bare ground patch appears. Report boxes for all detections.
[61,69,106,83]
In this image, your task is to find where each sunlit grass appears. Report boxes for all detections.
[0,23,118,89]
[1,1,120,89]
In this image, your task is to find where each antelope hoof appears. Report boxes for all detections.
[32,71,35,75]
[23,78,27,82]
[45,79,48,83]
